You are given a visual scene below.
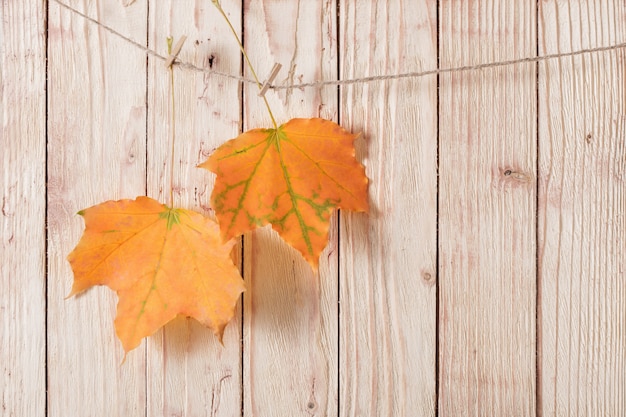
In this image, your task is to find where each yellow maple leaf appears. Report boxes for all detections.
[199,118,369,269]
[67,196,245,353]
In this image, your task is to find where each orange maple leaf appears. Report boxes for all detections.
[199,118,369,269]
[67,197,245,353]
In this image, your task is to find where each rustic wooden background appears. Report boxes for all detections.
[2,0,625,416]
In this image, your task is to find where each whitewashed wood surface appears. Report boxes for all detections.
[538,1,626,415]
[47,1,148,415]
[339,1,437,416]
[1,1,46,416]
[2,0,625,416]
[439,2,537,416]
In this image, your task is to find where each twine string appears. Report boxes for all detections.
[52,0,626,90]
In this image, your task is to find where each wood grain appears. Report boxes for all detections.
[339,1,438,416]
[145,1,243,415]
[438,2,537,416]
[0,1,46,416]
[5,1,626,414]
[47,1,148,415]
[241,1,340,416]
[538,1,626,415]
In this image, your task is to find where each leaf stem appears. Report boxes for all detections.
[167,37,176,207]
[211,0,278,128]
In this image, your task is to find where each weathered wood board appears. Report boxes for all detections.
[339,1,438,416]
[438,2,537,416]
[241,1,339,416]
[538,1,626,415]
[146,1,243,415]
[1,1,46,416]
[47,1,148,415]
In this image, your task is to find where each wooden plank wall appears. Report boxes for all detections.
[2,0,625,416]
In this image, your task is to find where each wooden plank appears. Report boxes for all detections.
[47,1,148,415]
[538,2,626,415]
[241,1,339,416]
[145,1,243,416]
[0,1,46,416]
[339,1,438,416]
[438,2,537,415]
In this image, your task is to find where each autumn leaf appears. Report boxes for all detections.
[67,197,245,353]
[199,118,368,269]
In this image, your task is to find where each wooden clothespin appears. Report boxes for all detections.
[165,35,187,68]
[258,63,282,97]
